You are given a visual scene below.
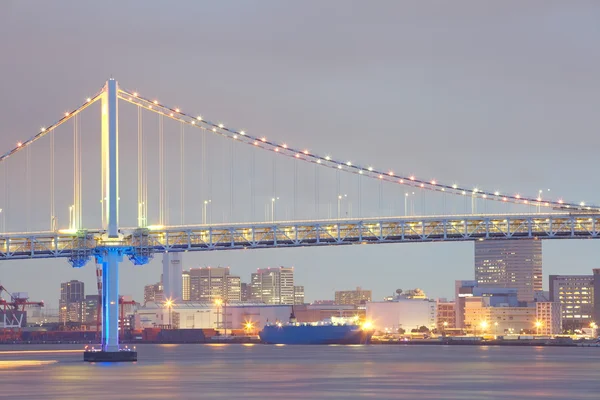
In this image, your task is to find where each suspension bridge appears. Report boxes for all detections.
[0,79,597,359]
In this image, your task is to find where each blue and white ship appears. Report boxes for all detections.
[259,313,373,345]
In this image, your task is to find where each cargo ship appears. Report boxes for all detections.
[259,313,373,345]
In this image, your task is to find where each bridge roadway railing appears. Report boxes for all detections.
[0,213,598,260]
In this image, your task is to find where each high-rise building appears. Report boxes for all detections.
[188,267,241,302]
[84,295,100,325]
[182,271,190,301]
[250,267,295,305]
[294,286,305,305]
[240,282,250,302]
[162,253,182,302]
[144,283,163,305]
[536,302,562,335]
[549,274,594,330]
[474,240,542,303]
[334,287,372,306]
[593,269,600,324]
[59,280,85,324]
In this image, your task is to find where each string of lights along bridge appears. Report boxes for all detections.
[0,79,599,359]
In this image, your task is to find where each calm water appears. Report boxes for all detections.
[0,344,599,399]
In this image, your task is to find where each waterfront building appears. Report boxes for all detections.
[594,269,600,324]
[294,304,363,322]
[162,253,182,302]
[549,274,594,330]
[366,296,437,333]
[464,296,536,335]
[84,295,100,325]
[294,286,305,305]
[182,272,190,301]
[474,239,542,303]
[135,302,291,332]
[334,287,372,306]
[187,267,241,303]
[250,267,295,305]
[144,282,163,306]
[436,300,456,331]
[59,280,85,325]
[536,302,562,335]
[455,280,519,329]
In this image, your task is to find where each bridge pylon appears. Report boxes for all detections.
[83,79,137,362]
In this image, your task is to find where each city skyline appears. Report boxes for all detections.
[1,2,600,309]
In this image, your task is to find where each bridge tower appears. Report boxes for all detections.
[83,79,136,362]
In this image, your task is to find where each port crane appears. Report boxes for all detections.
[0,284,44,339]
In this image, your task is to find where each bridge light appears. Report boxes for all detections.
[462,191,466,195]
[503,197,507,201]
[218,123,224,128]
[482,194,487,198]
[191,121,195,125]
[338,165,343,169]
[378,174,383,179]
[452,184,458,189]
[388,171,394,176]
[197,116,202,121]
[133,92,138,97]
[304,150,310,155]
[175,108,180,112]
[399,179,404,183]
[17,142,22,147]
[409,176,415,181]
[580,202,586,206]
[346,161,352,166]
[169,113,174,117]
[41,127,46,132]
[282,144,288,148]
[359,170,363,174]
[253,141,258,146]
[317,159,321,164]
[65,112,69,117]
[523,200,528,204]
[515,194,521,199]
[86,98,91,102]
[544,202,549,206]
[494,191,499,196]
[212,128,217,132]
[234,134,238,139]
[326,156,331,161]
[368,166,373,171]
[441,188,445,191]
[153,100,158,105]
[149,105,153,109]
[420,183,424,188]
[261,137,266,142]
[558,199,564,204]
[430,180,436,185]
[239,130,245,135]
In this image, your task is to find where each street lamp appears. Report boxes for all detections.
[442,321,448,336]
[494,321,498,337]
[214,298,224,334]
[480,321,488,335]
[535,320,542,335]
[203,199,211,224]
[337,194,347,219]
[271,197,279,222]
[164,298,174,329]
[244,321,254,335]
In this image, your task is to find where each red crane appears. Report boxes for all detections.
[119,297,137,333]
[0,285,44,339]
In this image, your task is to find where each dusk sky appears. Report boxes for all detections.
[1,1,600,308]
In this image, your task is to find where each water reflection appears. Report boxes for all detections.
[0,344,598,400]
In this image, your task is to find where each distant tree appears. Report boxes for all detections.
[418,326,430,333]
[397,328,406,334]
[411,328,419,333]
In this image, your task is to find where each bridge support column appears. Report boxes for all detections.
[101,249,121,352]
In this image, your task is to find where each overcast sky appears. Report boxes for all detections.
[1,1,600,308]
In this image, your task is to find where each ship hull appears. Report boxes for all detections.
[259,325,372,345]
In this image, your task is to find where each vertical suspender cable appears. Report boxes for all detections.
[137,106,143,227]
[378,179,382,216]
[181,122,185,225]
[358,173,362,218]
[159,114,164,225]
[78,114,82,228]
[251,149,255,222]
[50,128,55,230]
[294,158,297,220]
[230,139,234,222]
[314,164,319,219]
[26,144,31,232]
[73,117,77,230]
[2,162,6,233]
